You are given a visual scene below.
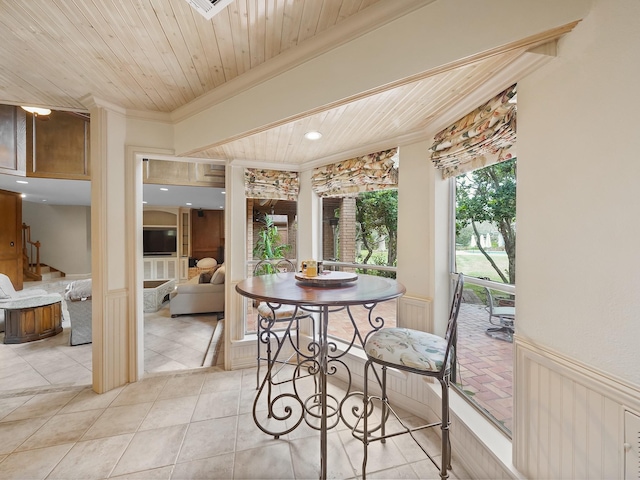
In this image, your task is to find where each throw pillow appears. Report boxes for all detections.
[210,265,225,284]
[197,257,217,269]
[200,271,213,283]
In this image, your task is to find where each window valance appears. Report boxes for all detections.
[244,168,299,201]
[311,148,398,197]
[430,84,517,179]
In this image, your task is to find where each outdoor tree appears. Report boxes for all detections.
[456,159,516,284]
[355,190,398,269]
[253,214,291,260]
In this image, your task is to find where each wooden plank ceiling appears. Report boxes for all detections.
[0,1,572,166]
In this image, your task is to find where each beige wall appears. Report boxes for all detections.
[517,0,640,386]
[22,202,91,275]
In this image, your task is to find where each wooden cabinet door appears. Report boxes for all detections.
[0,189,22,289]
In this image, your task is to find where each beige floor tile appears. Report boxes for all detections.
[47,433,133,479]
[339,427,409,477]
[58,385,124,414]
[110,465,173,479]
[139,395,198,431]
[0,368,49,391]
[0,417,49,455]
[158,373,206,400]
[177,416,238,463]
[172,452,234,480]
[233,443,295,479]
[201,369,243,393]
[15,408,103,451]
[235,411,290,452]
[0,395,33,422]
[368,464,421,479]
[111,377,168,407]
[1,390,80,422]
[81,402,153,440]
[111,424,188,477]
[42,362,92,386]
[0,443,74,480]
[191,389,240,422]
[290,431,357,479]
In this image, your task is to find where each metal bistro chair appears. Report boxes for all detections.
[254,259,312,390]
[484,286,515,342]
[356,274,464,480]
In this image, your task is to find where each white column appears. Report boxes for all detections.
[83,96,134,393]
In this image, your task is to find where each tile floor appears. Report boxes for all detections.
[0,366,471,479]
[0,278,221,394]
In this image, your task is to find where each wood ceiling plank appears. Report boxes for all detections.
[316,0,342,32]
[229,0,252,76]
[190,5,227,88]
[85,0,173,111]
[280,0,305,52]
[265,0,285,61]
[297,0,323,44]
[211,8,239,82]
[113,0,188,110]
[148,0,203,99]
[248,0,267,68]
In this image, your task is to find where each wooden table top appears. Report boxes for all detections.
[236,272,405,307]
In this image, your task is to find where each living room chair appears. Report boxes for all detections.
[254,259,312,390]
[0,274,49,301]
[354,274,465,480]
[484,286,515,342]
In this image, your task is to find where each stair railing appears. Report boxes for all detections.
[22,223,42,278]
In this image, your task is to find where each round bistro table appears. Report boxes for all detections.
[236,271,405,480]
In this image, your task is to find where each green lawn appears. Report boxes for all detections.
[455,250,509,282]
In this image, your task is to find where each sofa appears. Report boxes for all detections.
[170,264,225,317]
[64,279,92,346]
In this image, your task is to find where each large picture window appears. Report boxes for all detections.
[451,158,516,437]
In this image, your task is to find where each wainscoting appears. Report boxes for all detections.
[515,338,640,479]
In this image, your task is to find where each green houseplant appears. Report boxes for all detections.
[253,214,291,267]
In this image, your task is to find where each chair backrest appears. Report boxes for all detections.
[443,274,465,365]
[484,287,495,314]
[253,259,295,277]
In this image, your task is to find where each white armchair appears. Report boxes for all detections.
[0,274,49,301]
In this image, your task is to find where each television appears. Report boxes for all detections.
[143,227,177,256]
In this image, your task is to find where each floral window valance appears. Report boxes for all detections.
[430,84,517,179]
[244,168,299,201]
[311,148,398,197]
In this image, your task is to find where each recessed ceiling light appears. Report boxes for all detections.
[42,199,47,202]
[20,194,26,198]
[142,201,148,204]
[160,187,168,191]
[219,206,223,209]
[21,106,51,116]
[16,180,28,184]
[304,131,322,140]
[186,202,192,206]
[221,191,226,195]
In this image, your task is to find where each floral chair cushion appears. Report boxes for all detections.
[258,302,303,320]
[365,327,451,373]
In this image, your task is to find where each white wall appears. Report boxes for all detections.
[514,0,640,476]
[517,0,640,387]
[22,202,91,275]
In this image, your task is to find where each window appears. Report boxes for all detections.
[451,158,516,437]
[321,191,398,343]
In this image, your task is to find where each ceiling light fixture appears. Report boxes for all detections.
[304,131,323,140]
[20,194,26,198]
[186,202,192,206]
[16,180,28,184]
[21,106,51,116]
[160,187,169,191]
